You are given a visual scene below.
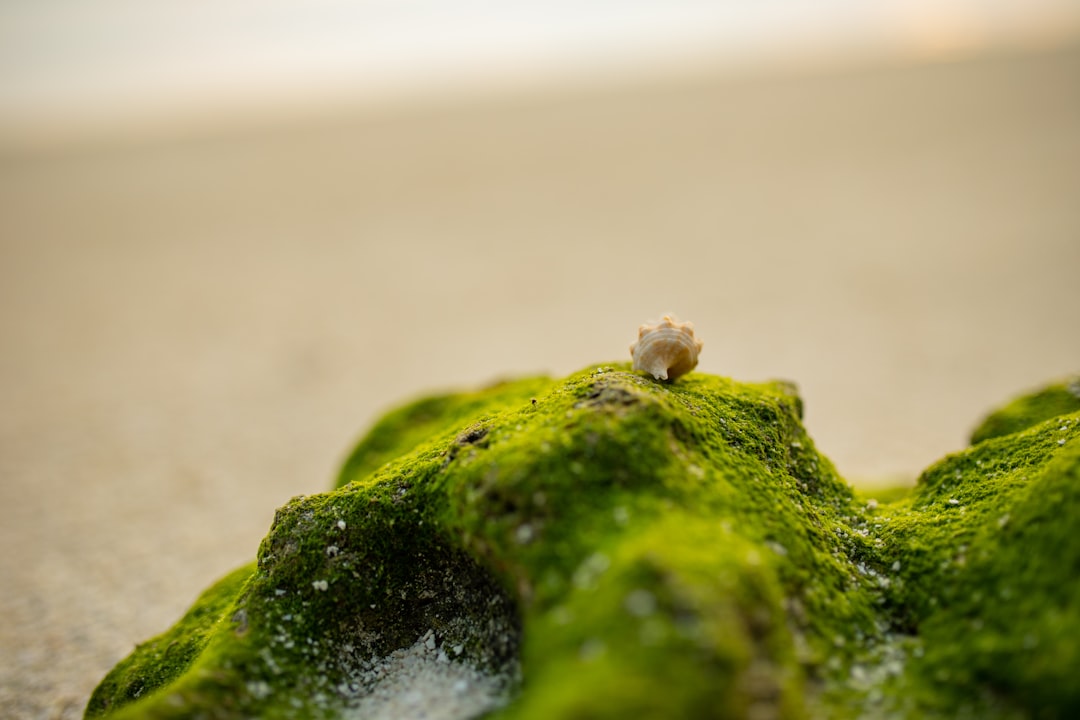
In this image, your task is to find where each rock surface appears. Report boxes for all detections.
[85,366,1080,719]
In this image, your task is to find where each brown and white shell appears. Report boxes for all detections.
[630,315,703,381]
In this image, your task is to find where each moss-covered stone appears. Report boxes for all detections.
[970,376,1080,444]
[86,366,1080,719]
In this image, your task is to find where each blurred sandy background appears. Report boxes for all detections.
[2,2,1080,717]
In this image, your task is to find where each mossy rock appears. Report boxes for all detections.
[86,365,1080,719]
[970,376,1080,445]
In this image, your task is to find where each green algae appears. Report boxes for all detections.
[86,366,1080,719]
[85,564,255,718]
[873,410,1080,718]
[335,376,555,488]
[970,376,1080,444]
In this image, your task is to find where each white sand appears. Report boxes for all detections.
[343,631,515,720]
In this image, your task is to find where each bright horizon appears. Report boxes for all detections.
[2,0,1079,150]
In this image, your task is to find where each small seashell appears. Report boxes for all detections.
[629,315,703,381]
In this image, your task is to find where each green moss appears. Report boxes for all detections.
[970,377,1080,444]
[335,376,554,488]
[874,411,1080,719]
[85,564,255,718]
[86,368,1080,719]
